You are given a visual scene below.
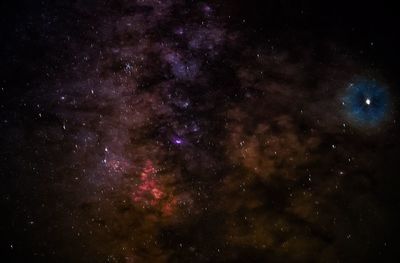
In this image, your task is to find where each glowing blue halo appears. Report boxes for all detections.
[342,79,390,127]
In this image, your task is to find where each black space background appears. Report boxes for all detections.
[1,0,400,262]
[1,0,400,102]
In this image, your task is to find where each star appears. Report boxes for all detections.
[342,79,390,127]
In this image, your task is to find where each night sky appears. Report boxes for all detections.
[1,1,400,262]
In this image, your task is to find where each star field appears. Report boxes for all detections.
[1,1,400,262]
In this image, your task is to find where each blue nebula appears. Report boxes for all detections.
[343,79,390,127]
[164,52,200,81]
[170,59,199,81]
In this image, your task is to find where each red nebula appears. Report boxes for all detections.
[132,160,178,215]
